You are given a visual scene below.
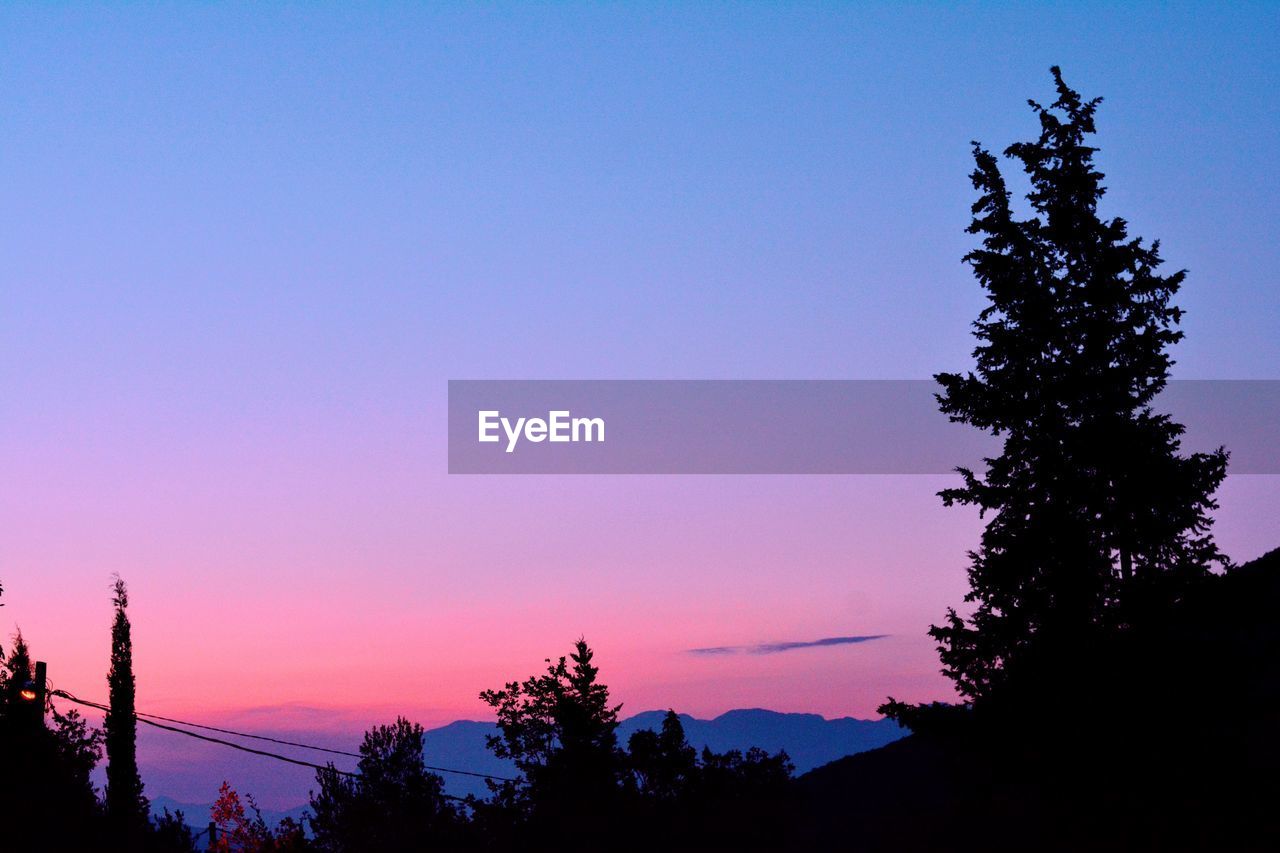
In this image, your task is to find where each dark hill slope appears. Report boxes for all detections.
[793,547,1280,852]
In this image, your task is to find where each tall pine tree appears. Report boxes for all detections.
[932,68,1228,702]
[105,574,149,838]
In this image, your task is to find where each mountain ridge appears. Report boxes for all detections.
[149,708,905,823]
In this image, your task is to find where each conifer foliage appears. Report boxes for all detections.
[106,574,151,839]
[931,68,1229,701]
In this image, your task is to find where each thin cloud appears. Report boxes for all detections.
[687,635,888,656]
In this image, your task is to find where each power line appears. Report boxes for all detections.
[50,691,480,805]
[111,699,362,758]
[49,690,515,785]
[52,691,357,777]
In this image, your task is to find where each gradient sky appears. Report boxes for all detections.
[2,2,1279,803]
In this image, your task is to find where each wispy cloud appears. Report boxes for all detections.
[687,635,888,656]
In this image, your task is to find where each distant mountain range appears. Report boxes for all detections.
[428,708,906,799]
[151,708,904,825]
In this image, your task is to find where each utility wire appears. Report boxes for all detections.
[49,690,515,785]
[135,707,361,758]
[51,692,479,804]
[52,691,357,777]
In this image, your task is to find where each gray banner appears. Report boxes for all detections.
[447,380,1279,475]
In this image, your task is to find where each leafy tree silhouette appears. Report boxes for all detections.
[627,710,795,849]
[478,638,626,849]
[926,67,1228,703]
[310,716,462,852]
[628,710,698,802]
[477,643,796,850]
[151,808,199,853]
[106,574,151,843]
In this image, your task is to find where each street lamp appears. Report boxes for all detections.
[18,662,46,713]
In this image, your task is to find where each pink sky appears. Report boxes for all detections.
[7,421,1278,726]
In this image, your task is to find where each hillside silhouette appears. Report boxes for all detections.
[792,546,1280,851]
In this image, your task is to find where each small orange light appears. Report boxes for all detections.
[18,687,37,701]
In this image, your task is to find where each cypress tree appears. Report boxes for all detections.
[105,574,149,837]
[932,68,1228,702]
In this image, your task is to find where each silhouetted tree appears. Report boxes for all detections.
[106,575,150,842]
[478,638,626,847]
[626,710,795,849]
[478,645,796,849]
[0,631,106,849]
[269,816,312,852]
[628,710,698,802]
[1,630,36,708]
[930,67,1228,702]
[310,717,462,852]
[694,745,795,846]
[151,808,199,853]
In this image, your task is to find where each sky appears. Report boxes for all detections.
[2,1,1279,804]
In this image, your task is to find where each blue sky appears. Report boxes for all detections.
[5,2,1276,399]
